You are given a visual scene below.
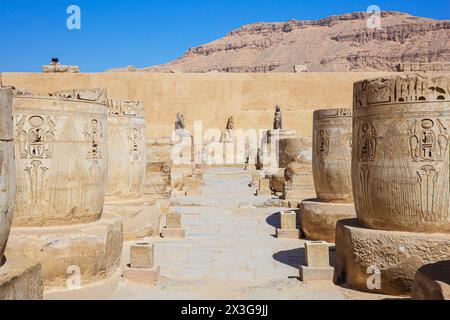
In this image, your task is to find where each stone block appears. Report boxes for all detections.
[167,212,182,229]
[256,189,272,197]
[305,241,330,268]
[299,265,334,282]
[280,210,297,230]
[130,243,154,269]
[334,219,450,296]
[412,261,450,300]
[259,178,270,191]
[0,252,44,300]
[7,212,123,289]
[251,173,261,187]
[161,228,186,239]
[300,200,355,243]
[275,229,299,239]
[122,265,160,286]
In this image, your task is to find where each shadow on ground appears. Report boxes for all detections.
[273,247,305,269]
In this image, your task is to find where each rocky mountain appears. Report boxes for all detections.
[108,11,450,73]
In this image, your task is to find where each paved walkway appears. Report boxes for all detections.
[50,167,388,300]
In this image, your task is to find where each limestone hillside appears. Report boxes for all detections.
[108,11,450,73]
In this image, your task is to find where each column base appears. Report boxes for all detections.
[122,265,160,286]
[161,228,186,239]
[300,200,356,243]
[276,228,300,239]
[8,212,123,290]
[412,261,450,300]
[0,252,44,300]
[334,219,450,296]
[104,199,161,240]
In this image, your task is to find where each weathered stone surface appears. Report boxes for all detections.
[275,229,299,239]
[161,228,186,239]
[312,108,353,203]
[259,178,270,191]
[411,260,450,300]
[280,210,297,230]
[130,243,154,269]
[166,212,182,229]
[0,88,15,263]
[42,59,79,73]
[103,202,161,240]
[122,265,160,286]
[305,241,330,268]
[300,266,334,282]
[106,99,146,202]
[300,200,355,243]
[8,212,123,289]
[352,75,450,233]
[334,219,450,296]
[0,251,44,300]
[12,93,108,227]
[280,137,316,202]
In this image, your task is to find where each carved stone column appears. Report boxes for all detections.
[280,137,316,208]
[300,109,356,243]
[103,99,160,240]
[0,87,43,300]
[335,75,450,296]
[7,89,123,290]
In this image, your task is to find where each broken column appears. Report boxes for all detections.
[123,242,160,285]
[7,89,123,290]
[0,87,44,299]
[335,75,450,296]
[281,137,316,207]
[300,109,356,243]
[276,210,300,239]
[103,99,160,240]
[161,212,185,238]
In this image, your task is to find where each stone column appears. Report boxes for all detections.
[280,137,316,208]
[0,87,43,299]
[103,99,160,240]
[335,75,450,296]
[7,89,123,290]
[300,109,356,243]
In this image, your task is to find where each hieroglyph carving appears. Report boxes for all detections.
[15,115,55,204]
[354,75,450,108]
[409,119,448,162]
[85,119,103,162]
[127,127,142,162]
[107,100,145,118]
[16,115,56,160]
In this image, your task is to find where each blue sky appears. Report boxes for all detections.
[1,0,449,72]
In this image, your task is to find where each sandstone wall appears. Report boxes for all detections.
[2,72,393,140]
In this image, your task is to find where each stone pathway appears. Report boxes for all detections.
[48,167,389,300]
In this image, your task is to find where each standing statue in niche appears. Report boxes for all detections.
[274,105,282,130]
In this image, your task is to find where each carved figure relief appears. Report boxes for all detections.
[359,164,371,212]
[358,121,377,162]
[86,119,102,160]
[15,115,56,160]
[354,75,450,108]
[127,127,142,162]
[25,160,48,204]
[417,165,438,217]
[409,119,448,162]
[317,129,330,157]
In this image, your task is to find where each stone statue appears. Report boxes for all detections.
[274,105,282,130]
[175,113,185,130]
[226,116,235,130]
[42,58,80,73]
